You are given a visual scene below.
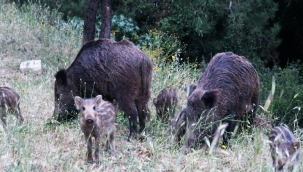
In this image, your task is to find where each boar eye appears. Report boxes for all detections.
[93,106,96,110]
[82,107,85,111]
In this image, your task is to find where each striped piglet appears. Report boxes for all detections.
[269,126,301,171]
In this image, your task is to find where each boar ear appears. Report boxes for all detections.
[95,95,103,106]
[74,96,83,110]
[202,89,219,109]
[153,98,157,105]
[55,69,68,86]
[187,84,197,97]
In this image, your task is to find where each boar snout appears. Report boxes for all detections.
[85,117,95,125]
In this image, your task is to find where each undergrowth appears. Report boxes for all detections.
[0,2,302,171]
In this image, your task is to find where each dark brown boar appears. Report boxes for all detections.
[269,126,301,172]
[75,95,118,164]
[153,87,178,123]
[53,39,152,140]
[181,52,260,154]
[0,87,24,125]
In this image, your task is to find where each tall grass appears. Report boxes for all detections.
[0,1,302,171]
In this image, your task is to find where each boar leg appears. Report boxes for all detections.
[106,132,115,155]
[219,112,237,146]
[136,101,148,134]
[14,105,24,124]
[250,95,259,126]
[0,114,6,126]
[126,107,139,141]
[86,136,94,163]
[223,119,237,146]
[94,135,100,164]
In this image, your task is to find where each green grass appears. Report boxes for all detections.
[0,2,302,171]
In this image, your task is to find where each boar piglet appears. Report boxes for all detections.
[75,95,118,164]
[171,108,187,144]
[153,87,178,123]
[269,126,301,172]
[0,87,23,126]
[170,84,197,144]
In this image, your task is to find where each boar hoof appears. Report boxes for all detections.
[87,158,94,164]
[180,146,190,155]
[45,118,61,125]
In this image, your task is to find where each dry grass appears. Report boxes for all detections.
[0,2,302,172]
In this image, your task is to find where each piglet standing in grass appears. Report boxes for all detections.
[75,95,118,164]
[153,87,178,123]
[0,87,24,126]
[171,108,187,143]
[170,84,197,143]
[269,125,301,172]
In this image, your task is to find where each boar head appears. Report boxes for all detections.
[53,69,78,122]
[74,95,102,126]
[187,88,219,122]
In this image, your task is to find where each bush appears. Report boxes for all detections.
[253,58,303,128]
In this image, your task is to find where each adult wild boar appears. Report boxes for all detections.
[153,87,178,123]
[53,39,153,140]
[0,87,24,125]
[181,52,260,154]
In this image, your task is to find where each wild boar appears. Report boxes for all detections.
[170,84,197,143]
[0,87,23,125]
[153,87,178,123]
[171,108,187,143]
[75,95,118,164]
[53,39,152,140]
[181,52,260,154]
[254,113,273,133]
[269,126,301,172]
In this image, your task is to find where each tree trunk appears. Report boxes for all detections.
[82,0,101,45]
[99,0,112,39]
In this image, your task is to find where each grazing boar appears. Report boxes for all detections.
[269,126,301,172]
[170,84,197,143]
[0,87,24,125]
[53,39,152,140]
[75,95,118,164]
[153,87,178,123]
[171,108,187,143]
[181,52,260,154]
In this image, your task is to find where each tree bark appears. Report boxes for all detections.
[82,0,101,45]
[99,0,112,39]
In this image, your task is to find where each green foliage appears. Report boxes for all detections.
[11,0,87,19]
[138,29,184,62]
[253,58,303,128]
[102,14,140,41]
[112,0,280,63]
[10,0,281,64]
